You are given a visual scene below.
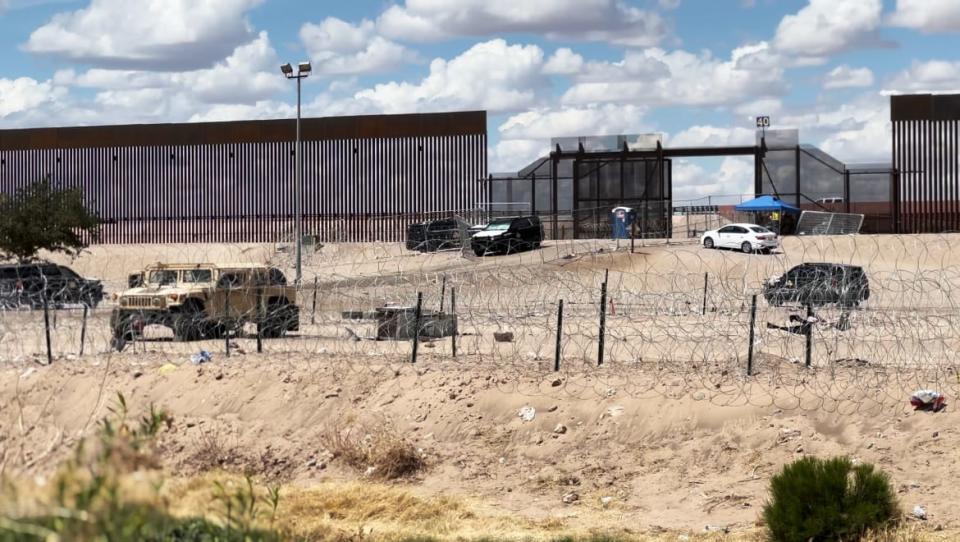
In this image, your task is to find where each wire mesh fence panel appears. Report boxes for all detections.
[2,233,960,413]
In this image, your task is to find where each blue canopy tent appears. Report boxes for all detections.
[735,195,801,214]
[735,195,801,234]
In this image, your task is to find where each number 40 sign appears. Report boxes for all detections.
[756,116,771,128]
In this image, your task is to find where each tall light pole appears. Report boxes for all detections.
[280,61,311,285]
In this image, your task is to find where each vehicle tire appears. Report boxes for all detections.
[741,241,753,254]
[81,292,98,309]
[704,237,715,249]
[261,300,294,339]
[473,246,485,257]
[173,301,205,341]
[111,312,138,349]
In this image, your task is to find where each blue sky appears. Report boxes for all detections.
[1,0,958,200]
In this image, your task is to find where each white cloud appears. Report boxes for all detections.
[179,31,284,104]
[734,97,783,119]
[352,39,546,114]
[498,104,649,140]
[667,125,755,147]
[2,31,289,127]
[777,93,891,163]
[490,104,652,172]
[659,0,681,9]
[0,77,64,118]
[51,32,283,106]
[188,100,292,123]
[543,48,584,75]
[673,157,754,201]
[377,0,668,47]
[561,42,786,107]
[773,0,884,56]
[23,0,263,70]
[300,18,417,75]
[824,65,875,89]
[489,139,549,173]
[884,60,960,94]
[889,0,960,33]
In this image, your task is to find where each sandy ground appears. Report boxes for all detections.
[1,354,957,534]
[4,234,960,535]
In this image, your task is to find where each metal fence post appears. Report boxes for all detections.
[79,305,88,357]
[411,292,423,364]
[256,287,263,354]
[439,274,447,313]
[43,294,52,365]
[805,304,813,368]
[747,294,757,376]
[598,270,608,367]
[450,287,457,358]
[224,292,231,357]
[702,272,709,315]
[311,276,318,325]
[554,299,564,372]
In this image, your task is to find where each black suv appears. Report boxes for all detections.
[0,263,104,309]
[764,263,870,308]
[470,216,543,256]
[405,217,470,252]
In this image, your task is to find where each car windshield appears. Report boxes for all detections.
[182,269,213,283]
[148,270,178,285]
[486,222,511,231]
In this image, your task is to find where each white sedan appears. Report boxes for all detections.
[701,223,779,253]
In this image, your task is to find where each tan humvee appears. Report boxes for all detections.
[110,263,299,347]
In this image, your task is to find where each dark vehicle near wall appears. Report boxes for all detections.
[471,216,543,256]
[764,263,870,308]
[0,263,104,309]
[405,217,470,252]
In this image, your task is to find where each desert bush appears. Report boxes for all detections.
[763,456,900,542]
[323,424,426,480]
[0,393,285,541]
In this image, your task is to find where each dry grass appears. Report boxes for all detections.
[323,424,426,481]
[160,475,957,542]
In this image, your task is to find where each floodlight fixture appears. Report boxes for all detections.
[280,63,293,76]
[298,62,312,74]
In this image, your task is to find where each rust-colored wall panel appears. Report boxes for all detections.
[0,112,487,244]
[893,96,960,233]
[0,111,485,151]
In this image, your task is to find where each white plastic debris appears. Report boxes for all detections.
[912,504,927,520]
[910,390,946,411]
[606,405,625,418]
[190,350,212,365]
[518,406,536,422]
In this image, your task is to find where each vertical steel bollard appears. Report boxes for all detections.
[80,305,89,357]
[598,269,608,367]
[450,288,457,358]
[43,294,53,365]
[412,292,423,364]
[747,294,757,376]
[311,276,318,325]
[702,272,709,315]
[805,304,813,368]
[554,299,564,372]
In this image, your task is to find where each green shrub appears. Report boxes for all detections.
[0,393,284,542]
[763,456,900,542]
